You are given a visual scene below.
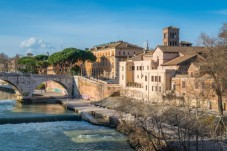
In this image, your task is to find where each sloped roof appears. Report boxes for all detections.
[157,46,206,55]
[163,26,179,29]
[90,41,143,51]
[128,50,154,61]
[162,54,197,66]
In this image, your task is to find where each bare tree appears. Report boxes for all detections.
[198,23,227,116]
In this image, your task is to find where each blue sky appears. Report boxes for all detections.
[0,0,226,57]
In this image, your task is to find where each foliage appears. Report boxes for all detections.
[36,83,46,90]
[18,54,49,74]
[70,65,81,75]
[48,48,96,74]
[34,54,48,61]
[18,57,38,73]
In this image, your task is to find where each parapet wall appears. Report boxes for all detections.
[76,76,120,101]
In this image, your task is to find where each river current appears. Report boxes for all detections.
[0,100,133,151]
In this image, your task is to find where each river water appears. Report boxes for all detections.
[0,100,133,151]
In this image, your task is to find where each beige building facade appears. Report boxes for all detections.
[84,41,144,82]
[119,44,206,101]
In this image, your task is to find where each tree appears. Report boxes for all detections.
[18,57,37,73]
[198,23,227,116]
[0,53,9,64]
[48,48,96,75]
[34,54,48,61]
[34,54,49,72]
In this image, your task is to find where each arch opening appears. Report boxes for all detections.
[32,80,69,97]
[0,79,22,100]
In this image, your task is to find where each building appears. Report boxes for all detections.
[172,61,227,110]
[119,26,209,102]
[119,45,206,100]
[163,26,180,46]
[0,56,19,72]
[84,41,144,82]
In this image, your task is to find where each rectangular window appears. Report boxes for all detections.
[137,66,139,70]
[155,76,158,82]
[146,85,147,91]
[151,76,154,82]
[122,66,124,71]
[159,76,161,82]
[132,66,135,70]
[139,66,142,70]
[159,87,161,92]
[152,86,153,91]
[145,76,147,81]
[122,75,124,80]
[155,86,158,91]
[182,81,186,88]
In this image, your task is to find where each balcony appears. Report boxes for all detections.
[126,82,143,88]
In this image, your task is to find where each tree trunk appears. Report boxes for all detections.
[217,94,223,116]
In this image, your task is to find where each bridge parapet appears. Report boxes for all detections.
[0,73,74,100]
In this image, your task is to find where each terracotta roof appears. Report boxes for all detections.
[163,26,179,29]
[128,50,154,61]
[158,46,206,55]
[90,41,143,51]
[180,41,192,44]
[162,54,197,66]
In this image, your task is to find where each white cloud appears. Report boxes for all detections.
[20,37,55,54]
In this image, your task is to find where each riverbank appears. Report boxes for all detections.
[59,98,156,150]
[60,96,227,151]
[59,99,134,127]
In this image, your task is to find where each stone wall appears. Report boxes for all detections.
[77,76,120,101]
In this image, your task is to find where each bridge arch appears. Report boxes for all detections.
[32,80,70,96]
[0,73,74,98]
[0,79,22,96]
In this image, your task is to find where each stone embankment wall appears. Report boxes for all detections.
[120,86,227,112]
[120,87,162,104]
[76,76,120,101]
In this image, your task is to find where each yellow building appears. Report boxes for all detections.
[84,41,143,82]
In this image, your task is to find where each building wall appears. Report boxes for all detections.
[171,63,227,111]
[163,27,180,46]
[46,64,72,75]
[84,43,143,81]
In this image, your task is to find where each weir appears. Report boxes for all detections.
[0,114,81,125]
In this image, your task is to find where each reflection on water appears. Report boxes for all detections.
[0,92,15,100]
[0,100,133,150]
[0,100,74,118]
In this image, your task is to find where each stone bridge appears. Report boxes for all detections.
[0,72,74,100]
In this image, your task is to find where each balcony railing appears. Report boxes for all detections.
[126,82,143,88]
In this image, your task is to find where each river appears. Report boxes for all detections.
[0,100,133,151]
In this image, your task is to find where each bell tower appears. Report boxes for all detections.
[163,26,179,46]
